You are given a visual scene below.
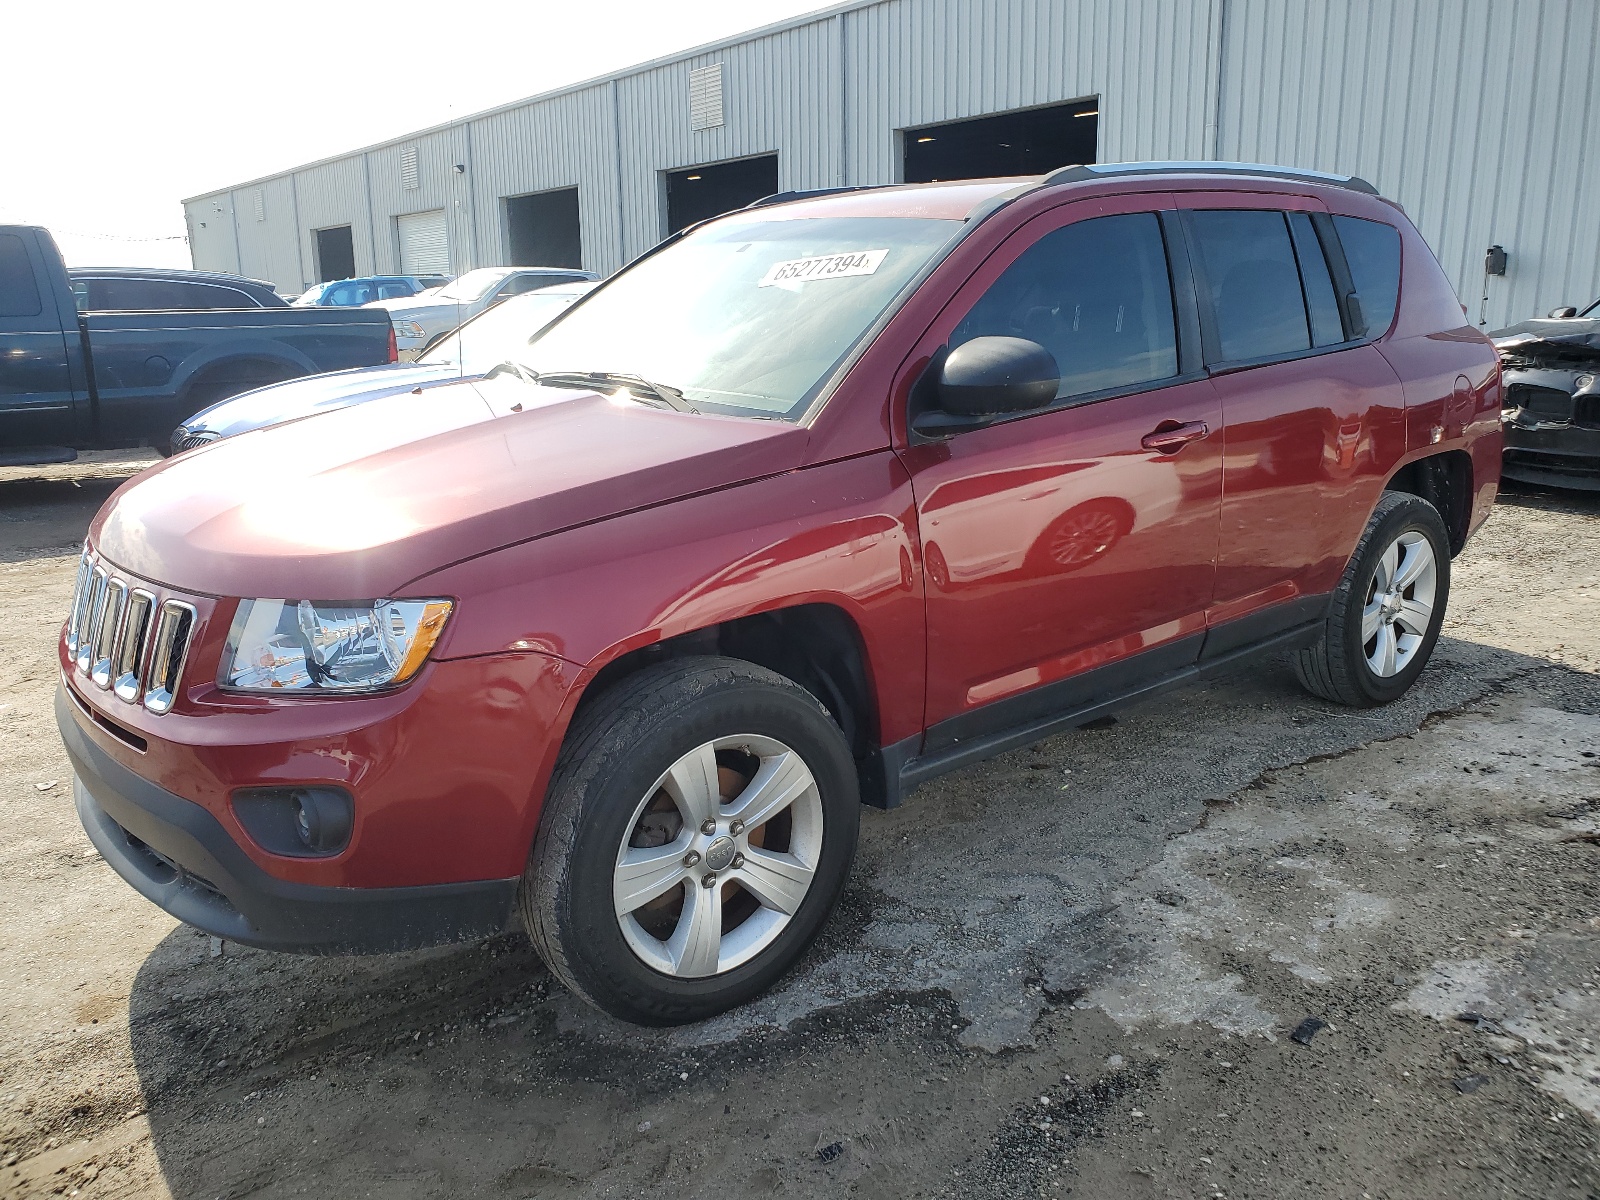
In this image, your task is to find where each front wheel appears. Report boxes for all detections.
[1293,490,1451,706]
[522,656,860,1025]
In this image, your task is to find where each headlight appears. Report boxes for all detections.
[220,598,453,692]
[397,320,427,338]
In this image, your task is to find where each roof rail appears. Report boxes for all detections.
[744,186,884,210]
[1042,161,1379,196]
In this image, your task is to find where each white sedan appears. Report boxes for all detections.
[373,266,597,359]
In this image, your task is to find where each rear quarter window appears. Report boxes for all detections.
[1332,215,1402,338]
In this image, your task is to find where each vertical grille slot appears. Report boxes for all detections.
[76,567,109,674]
[143,600,196,715]
[90,579,127,689]
[65,549,92,655]
[114,589,155,703]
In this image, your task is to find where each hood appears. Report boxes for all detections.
[1490,316,1600,369]
[184,362,467,438]
[93,375,809,600]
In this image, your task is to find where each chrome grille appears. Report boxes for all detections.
[173,430,220,454]
[65,551,196,716]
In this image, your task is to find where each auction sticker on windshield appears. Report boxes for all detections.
[759,249,889,288]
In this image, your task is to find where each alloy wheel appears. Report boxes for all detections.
[612,735,824,978]
[1361,529,1437,677]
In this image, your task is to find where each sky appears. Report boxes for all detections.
[3,0,831,270]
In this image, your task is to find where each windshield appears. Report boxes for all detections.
[434,268,513,303]
[519,215,958,419]
[1582,297,1599,317]
[420,290,586,373]
[290,283,327,306]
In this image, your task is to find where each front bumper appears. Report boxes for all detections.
[1502,422,1600,490]
[60,684,520,954]
[1500,365,1600,490]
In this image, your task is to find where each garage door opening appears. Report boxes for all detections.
[665,154,779,235]
[505,188,582,268]
[314,226,355,282]
[902,99,1099,183]
[396,209,450,277]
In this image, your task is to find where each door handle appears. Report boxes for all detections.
[1141,420,1210,454]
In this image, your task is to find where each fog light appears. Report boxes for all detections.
[233,786,354,857]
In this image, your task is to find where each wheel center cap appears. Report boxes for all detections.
[704,835,736,872]
[1382,592,1402,621]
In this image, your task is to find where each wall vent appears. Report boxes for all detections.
[401,146,420,190]
[689,63,725,132]
[251,190,265,222]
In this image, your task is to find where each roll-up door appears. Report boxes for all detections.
[396,210,449,276]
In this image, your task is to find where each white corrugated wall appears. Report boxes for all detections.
[1218,0,1600,329]
[183,0,1600,327]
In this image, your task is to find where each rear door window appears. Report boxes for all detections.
[325,281,376,306]
[1287,213,1345,347]
[0,234,43,317]
[185,283,254,308]
[1187,210,1311,362]
[952,211,1179,400]
[89,278,200,309]
[1332,215,1402,338]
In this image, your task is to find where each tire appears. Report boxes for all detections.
[522,656,860,1025]
[1293,490,1452,707]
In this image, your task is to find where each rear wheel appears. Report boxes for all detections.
[1293,491,1451,706]
[522,656,859,1024]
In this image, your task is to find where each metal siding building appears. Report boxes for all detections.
[184,0,1600,330]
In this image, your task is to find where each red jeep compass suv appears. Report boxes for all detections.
[58,163,1501,1024]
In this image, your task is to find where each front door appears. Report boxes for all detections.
[896,197,1223,752]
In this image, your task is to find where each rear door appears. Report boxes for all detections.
[897,195,1224,748]
[1176,196,1407,652]
[0,231,84,449]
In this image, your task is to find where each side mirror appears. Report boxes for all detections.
[938,336,1059,415]
[1548,306,1578,319]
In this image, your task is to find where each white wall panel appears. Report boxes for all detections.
[184,0,1600,324]
[1219,0,1600,329]
[614,17,842,256]
[367,129,464,273]
[184,196,240,278]
[469,86,622,271]
[291,157,375,282]
[842,0,1215,185]
[229,176,302,293]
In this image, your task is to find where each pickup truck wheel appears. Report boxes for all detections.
[522,656,859,1025]
[1292,491,1451,707]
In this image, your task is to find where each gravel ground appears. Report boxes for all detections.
[0,458,1596,1199]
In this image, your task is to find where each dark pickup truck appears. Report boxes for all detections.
[0,225,396,464]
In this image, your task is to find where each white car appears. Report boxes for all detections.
[374,266,598,359]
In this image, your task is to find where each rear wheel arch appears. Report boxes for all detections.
[1383,449,1473,554]
[178,355,303,411]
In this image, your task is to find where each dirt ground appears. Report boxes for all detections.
[0,454,1596,1200]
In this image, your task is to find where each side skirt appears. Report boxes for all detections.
[863,605,1327,809]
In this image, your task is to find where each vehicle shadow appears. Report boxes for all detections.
[120,619,1595,1197]
[1496,474,1600,516]
[0,477,125,564]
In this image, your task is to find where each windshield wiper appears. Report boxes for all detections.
[532,370,700,414]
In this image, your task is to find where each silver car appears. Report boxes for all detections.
[374,266,598,359]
